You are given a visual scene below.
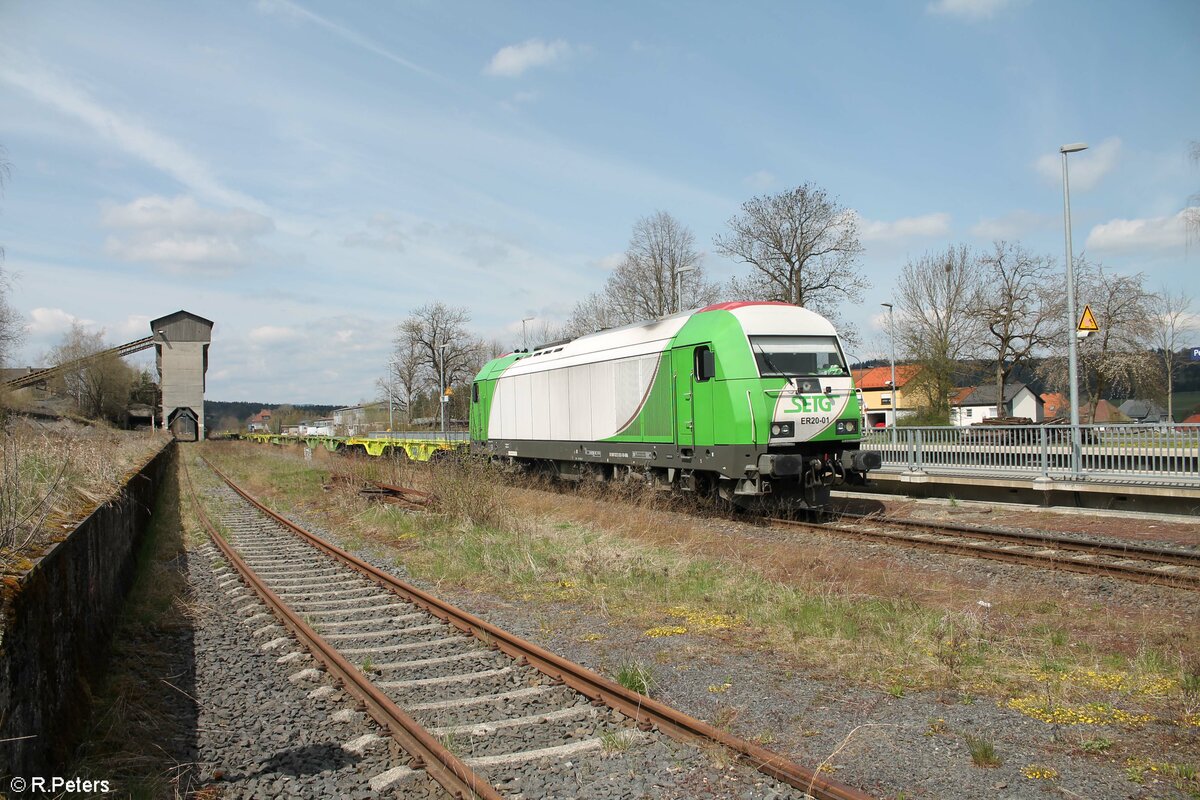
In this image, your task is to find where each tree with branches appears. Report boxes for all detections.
[0,146,21,369]
[1148,288,1195,421]
[893,244,983,420]
[566,212,720,336]
[1038,261,1155,419]
[47,323,135,422]
[387,302,487,427]
[974,241,1061,410]
[713,183,866,319]
[378,336,422,426]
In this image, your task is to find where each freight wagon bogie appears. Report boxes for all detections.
[470,302,880,510]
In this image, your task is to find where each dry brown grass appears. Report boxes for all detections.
[0,419,170,571]
[200,440,1200,731]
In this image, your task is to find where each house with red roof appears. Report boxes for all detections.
[247,408,273,433]
[1040,392,1068,419]
[850,364,923,428]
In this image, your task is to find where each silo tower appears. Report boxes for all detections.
[150,310,213,441]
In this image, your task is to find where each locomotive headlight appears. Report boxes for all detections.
[769,422,794,439]
[836,420,858,435]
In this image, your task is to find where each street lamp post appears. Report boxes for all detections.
[521,316,534,350]
[438,342,451,434]
[1060,142,1087,476]
[674,265,695,314]
[881,302,897,427]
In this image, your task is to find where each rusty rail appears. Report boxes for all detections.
[774,515,1200,591]
[200,455,875,800]
[181,457,503,800]
[834,511,1200,569]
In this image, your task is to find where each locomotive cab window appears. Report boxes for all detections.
[693,346,715,382]
[471,382,479,403]
[749,335,847,378]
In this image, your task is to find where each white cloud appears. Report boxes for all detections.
[857,212,952,242]
[969,209,1055,239]
[1034,136,1121,191]
[484,39,572,78]
[25,307,93,338]
[1085,207,1197,254]
[101,195,274,274]
[0,58,267,212]
[743,170,776,191]
[248,325,301,344]
[114,314,153,340]
[926,0,1016,21]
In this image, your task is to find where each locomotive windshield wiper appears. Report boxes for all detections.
[752,340,795,389]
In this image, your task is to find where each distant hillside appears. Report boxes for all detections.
[205,401,341,425]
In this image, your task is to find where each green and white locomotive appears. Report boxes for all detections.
[469,301,880,508]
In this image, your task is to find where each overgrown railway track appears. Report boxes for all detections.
[184,454,874,800]
[335,464,1200,591]
[772,512,1200,591]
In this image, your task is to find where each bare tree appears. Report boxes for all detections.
[974,242,1061,410]
[713,183,866,318]
[893,245,984,420]
[1148,288,1194,421]
[562,292,624,338]
[1038,261,1155,419]
[611,211,715,317]
[47,323,135,421]
[378,335,423,426]
[0,143,9,264]
[565,212,720,335]
[0,147,20,368]
[0,269,22,369]
[389,303,487,426]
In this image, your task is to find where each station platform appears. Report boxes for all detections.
[857,468,1200,516]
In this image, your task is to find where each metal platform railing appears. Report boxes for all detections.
[860,424,1200,486]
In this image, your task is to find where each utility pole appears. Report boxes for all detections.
[1060,142,1088,477]
[881,302,897,427]
[438,342,450,434]
[521,316,534,350]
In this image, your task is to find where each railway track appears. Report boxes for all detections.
[772,512,1200,591]
[185,454,874,800]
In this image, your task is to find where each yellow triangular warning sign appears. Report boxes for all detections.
[1077,304,1099,332]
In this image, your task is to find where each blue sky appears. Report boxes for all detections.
[1,0,1197,403]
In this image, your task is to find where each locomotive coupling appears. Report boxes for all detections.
[841,450,882,473]
[757,453,803,477]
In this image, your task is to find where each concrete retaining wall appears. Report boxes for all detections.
[0,441,174,780]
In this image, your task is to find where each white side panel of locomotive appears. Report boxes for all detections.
[488,312,692,443]
[491,349,668,441]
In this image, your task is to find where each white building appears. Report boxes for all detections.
[950,382,1044,426]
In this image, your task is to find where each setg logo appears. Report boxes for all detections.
[784,394,836,414]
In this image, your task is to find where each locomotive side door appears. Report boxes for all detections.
[672,347,695,450]
[673,344,715,451]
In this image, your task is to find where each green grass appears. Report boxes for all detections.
[965,735,1001,767]
[616,662,654,696]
